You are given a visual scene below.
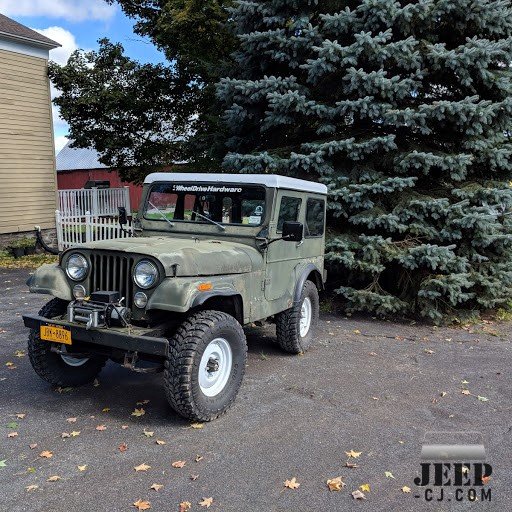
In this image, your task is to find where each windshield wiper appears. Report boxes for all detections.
[148,201,175,228]
[193,210,226,231]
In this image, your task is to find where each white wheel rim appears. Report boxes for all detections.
[299,297,312,338]
[60,345,90,367]
[198,337,233,397]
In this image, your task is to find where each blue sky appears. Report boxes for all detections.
[0,0,166,151]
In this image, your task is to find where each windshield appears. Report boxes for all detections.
[144,183,266,227]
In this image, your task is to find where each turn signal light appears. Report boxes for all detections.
[197,282,213,292]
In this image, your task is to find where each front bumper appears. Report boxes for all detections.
[22,314,168,357]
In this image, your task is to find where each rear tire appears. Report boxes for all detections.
[28,298,107,387]
[164,310,247,422]
[276,280,319,354]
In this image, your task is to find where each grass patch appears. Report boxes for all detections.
[0,251,58,269]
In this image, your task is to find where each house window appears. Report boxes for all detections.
[277,196,302,232]
[305,198,325,237]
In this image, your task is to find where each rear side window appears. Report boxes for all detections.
[277,196,302,232]
[305,198,325,237]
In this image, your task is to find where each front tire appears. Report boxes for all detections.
[275,280,320,354]
[28,298,107,387]
[164,310,247,422]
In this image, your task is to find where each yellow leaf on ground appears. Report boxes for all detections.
[284,477,300,489]
[70,431,81,437]
[179,502,191,512]
[134,463,151,472]
[172,460,186,468]
[78,465,87,471]
[190,423,204,429]
[47,475,61,482]
[156,440,166,445]
[199,497,213,508]
[132,408,145,417]
[353,329,361,334]
[352,490,366,500]
[14,350,25,357]
[143,431,154,438]
[345,450,362,459]
[326,476,345,491]
[360,484,371,492]
[402,486,411,493]
[461,389,471,396]
[195,455,204,462]
[39,451,53,458]
[150,483,163,491]
[385,471,395,479]
[424,349,434,354]
[102,407,110,413]
[26,485,38,491]
[95,425,107,431]
[133,499,151,511]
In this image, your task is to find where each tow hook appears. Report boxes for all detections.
[122,351,163,374]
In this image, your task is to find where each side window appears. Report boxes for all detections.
[305,198,325,237]
[277,196,302,232]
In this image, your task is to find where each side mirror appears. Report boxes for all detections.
[282,221,303,242]
[118,207,128,226]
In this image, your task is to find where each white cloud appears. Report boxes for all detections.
[34,26,78,66]
[54,135,69,153]
[0,0,116,22]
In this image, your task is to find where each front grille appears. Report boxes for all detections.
[90,253,135,308]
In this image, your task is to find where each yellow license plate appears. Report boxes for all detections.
[40,325,72,345]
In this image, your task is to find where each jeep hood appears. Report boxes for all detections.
[80,237,263,277]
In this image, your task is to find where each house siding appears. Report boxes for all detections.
[0,48,57,234]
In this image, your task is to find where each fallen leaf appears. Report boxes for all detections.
[424,349,434,355]
[137,400,150,405]
[199,497,213,508]
[462,465,470,474]
[440,392,447,397]
[0,460,6,468]
[461,390,471,396]
[7,432,18,438]
[134,463,151,472]
[143,430,154,438]
[16,413,26,419]
[190,474,199,481]
[478,396,489,402]
[5,362,15,367]
[93,378,100,387]
[461,379,469,384]
[78,465,87,471]
[190,423,204,429]
[369,352,377,356]
[70,431,81,437]
[284,477,300,489]
[345,462,358,468]
[29,443,37,449]
[61,432,70,439]
[482,475,491,485]
[66,417,77,423]
[119,443,128,452]
[385,471,395,479]
[14,350,25,358]
[402,486,411,493]
[121,425,129,430]
[353,329,361,334]
[47,475,61,482]
[345,450,362,459]
[39,451,53,458]
[6,421,18,429]
[132,408,145,417]
[352,490,366,500]
[360,483,371,492]
[102,407,110,413]
[156,440,166,445]
[150,483,163,491]
[326,476,345,491]
[26,467,35,473]
[26,484,38,491]
[179,502,191,512]
[172,460,186,468]
[195,455,204,462]
[95,425,107,431]
[133,499,151,511]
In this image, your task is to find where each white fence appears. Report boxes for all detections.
[56,211,134,251]
[59,187,131,217]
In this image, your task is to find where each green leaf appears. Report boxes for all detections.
[477,396,489,402]
[0,460,6,468]
[6,422,18,429]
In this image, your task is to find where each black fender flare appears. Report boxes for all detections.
[293,263,323,304]
[191,290,241,308]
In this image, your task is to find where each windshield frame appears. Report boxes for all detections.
[142,181,268,230]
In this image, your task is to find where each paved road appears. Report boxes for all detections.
[0,268,510,511]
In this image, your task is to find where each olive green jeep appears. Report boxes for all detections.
[23,173,327,421]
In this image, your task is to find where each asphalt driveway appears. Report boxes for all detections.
[0,268,510,511]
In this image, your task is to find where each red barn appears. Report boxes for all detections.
[56,141,144,210]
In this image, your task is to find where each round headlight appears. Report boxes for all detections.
[66,253,89,281]
[73,284,87,300]
[133,260,159,289]
[134,292,148,308]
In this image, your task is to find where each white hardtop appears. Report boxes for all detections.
[144,172,328,195]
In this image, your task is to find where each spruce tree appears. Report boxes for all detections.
[218,0,512,321]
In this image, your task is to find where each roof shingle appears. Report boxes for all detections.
[0,13,60,48]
